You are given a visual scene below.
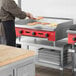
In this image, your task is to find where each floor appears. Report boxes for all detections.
[36,65,72,76]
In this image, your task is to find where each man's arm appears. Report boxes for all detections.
[3,0,27,19]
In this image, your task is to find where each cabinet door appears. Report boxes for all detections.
[17,63,35,76]
[0,68,13,76]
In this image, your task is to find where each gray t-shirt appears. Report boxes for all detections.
[0,0,26,21]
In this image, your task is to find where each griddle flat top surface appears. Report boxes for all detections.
[15,18,69,25]
[15,19,36,25]
[15,17,71,31]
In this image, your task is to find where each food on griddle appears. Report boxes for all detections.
[32,18,37,20]
[27,23,34,25]
[51,23,58,26]
[32,17,44,20]
[47,23,58,27]
[41,22,50,25]
[27,20,57,27]
[27,23,36,25]
[27,22,41,25]
[36,16,44,20]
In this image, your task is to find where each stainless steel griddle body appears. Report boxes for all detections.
[15,17,73,75]
[15,17,73,41]
[67,25,76,76]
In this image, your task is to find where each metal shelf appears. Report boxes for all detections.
[36,61,63,70]
[16,36,71,76]
[20,37,68,51]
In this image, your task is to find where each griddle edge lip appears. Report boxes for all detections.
[67,30,76,34]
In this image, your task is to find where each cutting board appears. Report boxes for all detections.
[0,45,35,67]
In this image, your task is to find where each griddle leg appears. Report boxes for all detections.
[60,46,64,76]
[72,45,75,76]
[34,39,37,43]
[27,45,29,50]
[53,41,56,46]
[19,36,21,42]
[72,52,75,76]
[60,68,64,76]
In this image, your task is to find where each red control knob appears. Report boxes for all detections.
[45,33,49,37]
[19,30,23,34]
[32,32,36,35]
[73,37,76,41]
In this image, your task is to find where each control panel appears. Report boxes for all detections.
[15,27,55,41]
[68,33,76,44]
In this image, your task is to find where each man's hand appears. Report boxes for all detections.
[26,12,34,19]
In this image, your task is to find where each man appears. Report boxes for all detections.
[0,0,34,46]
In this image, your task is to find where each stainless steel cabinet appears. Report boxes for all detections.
[0,58,35,76]
[16,63,35,76]
[0,68,13,76]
